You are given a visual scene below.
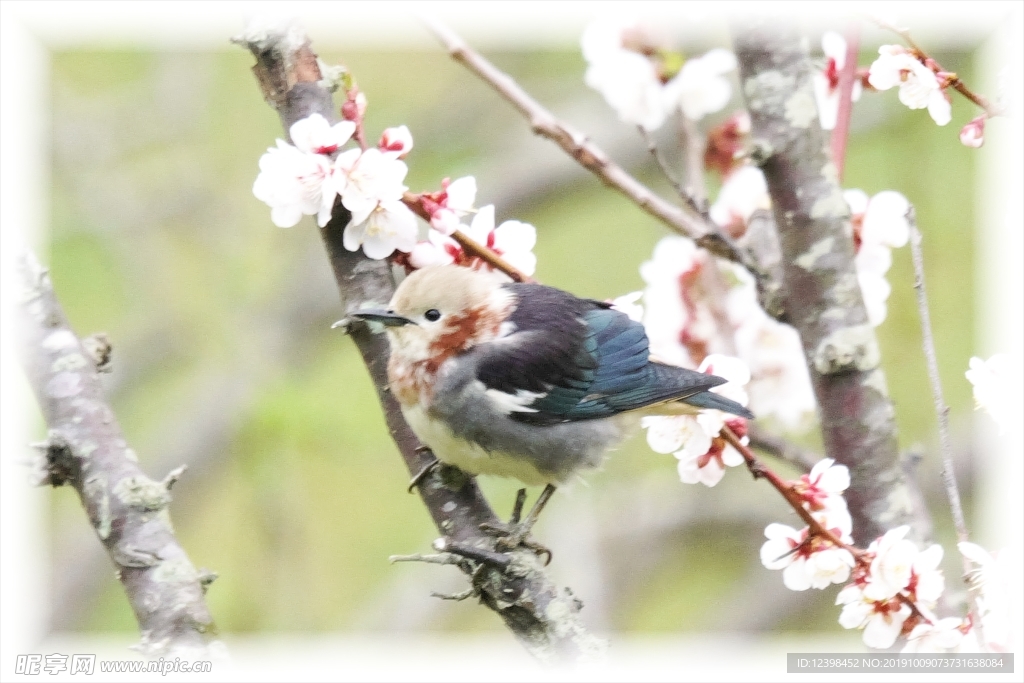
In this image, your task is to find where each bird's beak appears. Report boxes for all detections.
[350,309,416,327]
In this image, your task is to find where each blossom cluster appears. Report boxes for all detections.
[253,113,539,276]
[581,18,736,130]
[641,354,752,487]
[835,527,947,649]
[407,180,538,278]
[253,113,418,259]
[759,459,855,590]
[639,233,816,432]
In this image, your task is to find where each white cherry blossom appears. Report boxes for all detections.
[411,204,537,277]
[965,354,1017,434]
[902,617,968,653]
[408,230,458,269]
[812,31,863,130]
[253,140,339,228]
[699,354,750,407]
[342,199,418,260]
[793,458,851,515]
[861,526,945,607]
[760,522,855,591]
[845,189,910,326]
[643,355,751,487]
[959,541,1017,649]
[664,48,737,121]
[732,307,816,429]
[868,45,951,125]
[863,526,919,601]
[860,191,910,248]
[462,205,538,277]
[582,18,668,131]
[709,165,770,235]
[289,113,355,155]
[429,176,478,235]
[335,147,410,226]
[675,436,743,487]
[837,582,913,649]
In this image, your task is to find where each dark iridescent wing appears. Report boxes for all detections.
[474,284,730,425]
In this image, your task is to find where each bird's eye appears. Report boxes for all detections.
[424,309,442,322]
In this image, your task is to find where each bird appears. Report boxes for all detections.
[352,265,753,554]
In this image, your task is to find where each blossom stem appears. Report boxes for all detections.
[870,17,1002,117]
[401,191,535,283]
[721,425,860,557]
[830,25,860,181]
[639,126,689,206]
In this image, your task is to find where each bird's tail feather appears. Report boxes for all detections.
[681,391,755,419]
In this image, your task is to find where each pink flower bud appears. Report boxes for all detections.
[959,115,985,148]
[341,90,367,122]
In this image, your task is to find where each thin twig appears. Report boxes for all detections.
[676,113,709,215]
[639,126,688,202]
[907,211,968,540]
[422,16,749,268]
[402,192,534,283]
[907,209,986,642]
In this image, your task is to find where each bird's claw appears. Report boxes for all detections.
[478,520,553,566]
[407,453,439,493]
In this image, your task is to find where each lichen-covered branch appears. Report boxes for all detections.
[233,21,603,663]
[732,21,931,544]
[15,250,219,658]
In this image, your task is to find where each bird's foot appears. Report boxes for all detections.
[480,523,552,565]
[407,449,439,493]
[478,486,555,565]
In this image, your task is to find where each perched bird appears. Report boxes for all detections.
[353,265,753,549]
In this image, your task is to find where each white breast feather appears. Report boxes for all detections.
[401,403,554,486]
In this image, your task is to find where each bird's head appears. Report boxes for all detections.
[352,266,514,365]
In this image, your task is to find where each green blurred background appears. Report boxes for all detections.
[40,19,986,645]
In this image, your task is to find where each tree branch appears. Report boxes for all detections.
[732,21,931,545]
[233,21,603,663]
[15,250,219,658]
[422,17,751,269]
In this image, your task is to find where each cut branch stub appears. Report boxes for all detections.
[732,20,932,545]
